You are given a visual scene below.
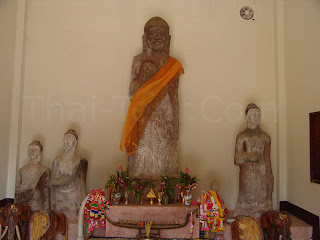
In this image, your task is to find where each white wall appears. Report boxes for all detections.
[0,0,17,199]
[284,0,320,216]
[11,0,278,210]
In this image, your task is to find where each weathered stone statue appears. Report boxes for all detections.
[50,129,88,219]
[15,140,50,212]
[120,17,184,180]
[234,103,274,218]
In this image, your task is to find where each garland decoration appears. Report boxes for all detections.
[199,190,229,237]
[84,189,109,235]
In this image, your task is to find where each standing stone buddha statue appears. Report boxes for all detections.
[234,103,274,218]
[120,17,184,180]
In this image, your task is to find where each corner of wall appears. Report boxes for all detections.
[274,0,287,202]
[6,0,27,198]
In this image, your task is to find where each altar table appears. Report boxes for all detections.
[104,204,199,239]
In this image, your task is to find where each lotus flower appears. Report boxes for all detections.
[185,168,189,173]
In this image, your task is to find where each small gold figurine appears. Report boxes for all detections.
[145,221,152,239]
[147,187,156,204]
[157,192,163,205]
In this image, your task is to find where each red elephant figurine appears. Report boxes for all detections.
[32,210,67,240]
[261,211,292,240]
[0,203,30,240]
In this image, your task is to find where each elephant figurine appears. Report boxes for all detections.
[231,215,260,240]
[32,210,67,240]
[261,211,292,240]
[0,203,30,240]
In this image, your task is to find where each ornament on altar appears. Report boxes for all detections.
[83,189,109,236]
[124,191,129,205]
[176,168,198,205]
[146,187,156,204]
[198,190,229,239]
[157,192,163,205]
[105,165,129,204]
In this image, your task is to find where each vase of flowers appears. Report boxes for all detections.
[128,179,146,205]
[183,191,192,206]
[160,175,178,204]
[176,168,198,206]
[162,194,169,205]
[105,165,129,204]
[134,192,142,204]
[112,192,121,204]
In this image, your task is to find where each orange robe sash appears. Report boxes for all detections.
[120,57,184,155]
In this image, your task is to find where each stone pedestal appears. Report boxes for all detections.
[105,204,199,239]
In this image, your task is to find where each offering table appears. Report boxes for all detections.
[104,204,199,239]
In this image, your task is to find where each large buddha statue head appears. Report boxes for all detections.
[63,129,78,152]
[28,140,43,163]
[245,103,260,129]
[143,17,171,54]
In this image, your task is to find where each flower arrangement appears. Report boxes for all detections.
[160,175,178,200]
[128,178,146,194]
[105,165,129,193]
[176,168,199,193]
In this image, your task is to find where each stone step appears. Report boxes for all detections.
[28,213,312,239]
